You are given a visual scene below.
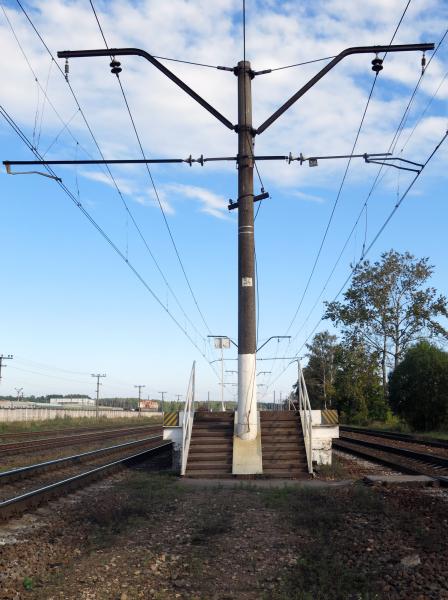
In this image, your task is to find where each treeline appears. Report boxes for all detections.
[300,251,448,431]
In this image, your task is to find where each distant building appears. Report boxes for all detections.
[139,399,160,411]
[49,397,95,406]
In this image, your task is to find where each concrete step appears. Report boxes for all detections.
[194,412,234,421]
[260,412,299,420]
[191,429,233,440]
[261,429,302,437]
[191,425,234,432]
[263,459,307,469]
[262,451,306,460]
[188,451,232,461]
[187,462,232,471]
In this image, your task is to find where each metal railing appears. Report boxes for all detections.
[180,361,196,475]
[297,361,313,475]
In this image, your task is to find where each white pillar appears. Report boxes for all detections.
[237,353,257,440]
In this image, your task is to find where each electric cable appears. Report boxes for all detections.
[283,0,414,337]
[0,103,221,380]
[89,0,213,337]
[268,127,448,388]
[265,55,337,73]
[12,0,210,352]
[286,24,448,351]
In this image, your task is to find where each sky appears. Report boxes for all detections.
[0,0,447,404]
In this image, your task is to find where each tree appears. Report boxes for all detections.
[324,250,448,395]
[303,331,338,409]
[333,341,386,424]
[389,341,448,431]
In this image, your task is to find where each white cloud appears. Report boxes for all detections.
[291,191,325,204]
[1,0,447,195]
[164,183,229,219]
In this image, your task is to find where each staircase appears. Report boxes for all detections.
[185,412,233,478]
[260,411,309,478]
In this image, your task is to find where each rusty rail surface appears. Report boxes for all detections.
[0,422,160,442]
[334,437,448,487]
[0,441,172,521]
[0,434,163,484]
[0,424,162,456]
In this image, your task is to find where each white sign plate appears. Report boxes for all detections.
[242,277,253,287]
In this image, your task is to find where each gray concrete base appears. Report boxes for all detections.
[363,475,438,487]
[232,412,263,475]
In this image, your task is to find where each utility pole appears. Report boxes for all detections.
[158,391,167,413]
[134,384,145,416]
[28,40,431,444]
[91,373,106,419]
[14,386,23,408]
[0,354,13,383]
[236,59,256,439]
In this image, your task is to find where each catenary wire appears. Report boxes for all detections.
[266,55,337,73]
[89,0,213,338]
[286,24,448,351]
[268,0,416,383]
[283,0,414,338]
[12,0,211,352]
[0,104,221,381]
[268,127,448,388]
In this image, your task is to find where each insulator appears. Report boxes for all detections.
[371,57,383,73]
[421,52,426,75]
[64,58,69,80]
[110,59,122,75]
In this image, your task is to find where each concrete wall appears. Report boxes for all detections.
[0,408,163,422]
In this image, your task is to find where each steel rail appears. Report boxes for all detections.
[0,434,163,484]
[338,435,448,468]
[340,426,448,449]
[334,438,448,487]
[0,441,173,521]
[0,424,161,455]
[0,422,161,442]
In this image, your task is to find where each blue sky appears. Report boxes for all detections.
[1,0,447,402]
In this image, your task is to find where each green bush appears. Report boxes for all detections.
[389,341,448,431]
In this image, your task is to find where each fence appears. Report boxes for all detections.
[0,407,157,422]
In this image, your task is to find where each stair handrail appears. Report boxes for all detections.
[297,360,313,475]
[180,361,196,476]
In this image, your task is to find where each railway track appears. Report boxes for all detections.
[0,434,164,487]
[0,421,160,442]
[0,424,162,456]
[340,426,448,450]
[0,441,172,521]
[334,434,448,486]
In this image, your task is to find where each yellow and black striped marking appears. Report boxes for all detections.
[163,412,179,427]
[321,409,338,425]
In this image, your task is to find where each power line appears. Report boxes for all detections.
[0,103,220,378]
[286,24,448,350]
[88,0,213,337]
[283,0,414,337]
[261,55,337,73]
[12,0,210,350]
[269,127,448,388]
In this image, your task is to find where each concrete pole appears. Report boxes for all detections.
[236,60,257,440]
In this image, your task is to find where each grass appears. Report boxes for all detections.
[81,472,181,548]
[260,485,385,600]
[314,455,347,479]
[0,415,161,434]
